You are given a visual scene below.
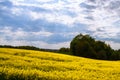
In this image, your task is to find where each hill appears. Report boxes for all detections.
[0,48,120,80]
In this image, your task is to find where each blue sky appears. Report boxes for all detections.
[0,0,120,49]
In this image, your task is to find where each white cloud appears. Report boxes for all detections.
[106,41,120,50]
[10,0,86,26]
[84,0,120,39]
[11,7,24,16]
[0,38,30,46]
[29,11,76,26]
[10,0,37,7]
[93,27,120,38]
[33,41,70,49]
[0,27,27,41]
[0,27,12,33]
[35,0,53,3]
[32,31,53,37]
[0,27,53,40]
[9,0,120,27]
[29,11,43,20]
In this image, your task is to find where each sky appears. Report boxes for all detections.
[0,0,120,49]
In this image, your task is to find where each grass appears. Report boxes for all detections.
[0,48,120,80]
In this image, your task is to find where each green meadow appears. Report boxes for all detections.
[0,48,120,80]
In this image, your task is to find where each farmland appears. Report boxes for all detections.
[0,48,120,80]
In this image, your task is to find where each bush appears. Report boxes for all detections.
[59,47,70,54]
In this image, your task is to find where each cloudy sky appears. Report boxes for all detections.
[0,0,120,49]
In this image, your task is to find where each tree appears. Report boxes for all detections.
[59,47,70,54]
[70,34,114,60]
[70,34,97,58]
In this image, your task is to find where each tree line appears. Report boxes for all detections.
[0,45,58,52]
[0,34,120,60]
[60,34,120,60]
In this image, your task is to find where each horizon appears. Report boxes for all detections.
[0,0,120,49]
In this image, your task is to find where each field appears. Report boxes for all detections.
[0,48,120,80]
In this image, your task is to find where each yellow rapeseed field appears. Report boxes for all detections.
[0,48,120,80]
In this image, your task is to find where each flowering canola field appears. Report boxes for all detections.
[0,48,120,80]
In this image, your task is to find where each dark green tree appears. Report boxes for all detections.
[70,34,97,58]
[70,34,114,60]
[59,47,70,54]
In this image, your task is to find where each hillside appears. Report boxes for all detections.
[0,48,120,80]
